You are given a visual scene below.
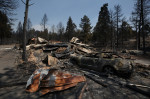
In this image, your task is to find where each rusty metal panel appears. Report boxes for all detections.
[26,73,40,92]
[26,68,86,94]
[41,76,86,87]
[40,83,78,95]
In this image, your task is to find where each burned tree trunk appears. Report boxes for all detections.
[141,0,146,54]
[22,0,29,61]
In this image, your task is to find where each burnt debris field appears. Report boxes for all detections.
[0,0,150,99]
[0,37,150,99]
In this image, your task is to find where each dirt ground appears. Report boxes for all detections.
[133,55,150,65]
[0,45,39,99]
[0,45,150,99]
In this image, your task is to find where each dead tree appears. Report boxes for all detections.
[22,0,34,61]
[114,5,123,49]
[41,13,48,31]
[141,0,145,54]
[133,0,150,53]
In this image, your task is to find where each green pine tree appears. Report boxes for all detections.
[0,11,12,43]
[79,15,92,43]
[93,3,111,46]
[65,17,76,41]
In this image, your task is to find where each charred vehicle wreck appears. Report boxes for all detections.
[70,54,133,77]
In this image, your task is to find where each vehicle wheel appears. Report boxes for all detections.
[103,66,115,75]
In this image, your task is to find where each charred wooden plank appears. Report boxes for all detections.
[84,74,107,87]
[77,82,87,99]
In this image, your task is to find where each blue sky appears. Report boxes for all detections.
[13,0,135,31]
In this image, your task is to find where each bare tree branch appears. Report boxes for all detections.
[29,3,34,6]
[21,0,26,5]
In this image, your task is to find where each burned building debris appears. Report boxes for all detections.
[8,37,150,98]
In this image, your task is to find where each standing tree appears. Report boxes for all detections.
[40,13,48,31]
[16,21,23,44]
[49,25,57,41]
[57,22,65,41]
[114,4,123,48]
[0,0,18,13]
[132,0,142,50]
[51,25,56,34]
[141,0,145,54]
[21,0,33,61]
[79,15,92,43]
[140,0,150,54]
[26,18,32,40]
[93,3,111,46]
[120,17,126,48]
[0,11,12,43]
[0,0,18,44]
[65,17,76,41]
[132,0,150,53]
[109,9,115,51]
[120,20,133,48]
[0,0,18,19]
[131,14,139,50]
[26,18,32,32]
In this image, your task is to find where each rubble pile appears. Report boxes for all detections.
[18,37,96,97]
[15,37,150,98]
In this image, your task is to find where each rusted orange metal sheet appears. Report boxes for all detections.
[26,73,40,92]
[40,83,78,95]
[26,68,86,95]
[41,76,86,87]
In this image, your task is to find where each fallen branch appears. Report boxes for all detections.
[126,85,150,97]
[77,83,87,99]
[84,74,107,87]
[126,83,150,89]
[108,77,150,98]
